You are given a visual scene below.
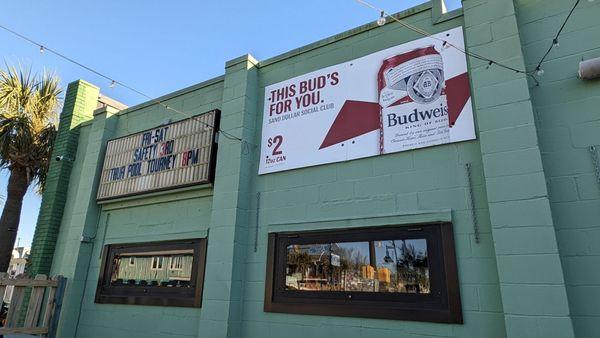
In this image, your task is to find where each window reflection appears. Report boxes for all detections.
[285,239,429,294]
[110,249,194,287]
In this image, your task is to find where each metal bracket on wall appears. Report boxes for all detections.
[464,163,480,244]
[254,192,261,252]
[589,145,600,190]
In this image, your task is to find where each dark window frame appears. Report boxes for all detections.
[264,222,462,323]
[95,238,207,308]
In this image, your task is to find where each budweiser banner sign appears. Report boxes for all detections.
[259,26,475,175]
[97,110,219,200]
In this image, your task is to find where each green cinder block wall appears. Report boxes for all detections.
[514,1,600,337]
[31,1,600,337]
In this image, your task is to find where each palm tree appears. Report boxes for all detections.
[0,65,61,272]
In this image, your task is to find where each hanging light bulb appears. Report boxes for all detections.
[536,67,545,76]
[486,61,493,69]
[109,80,116,88]
[39,45,45,54]
[377,11,386,26]
[553,38,560,48]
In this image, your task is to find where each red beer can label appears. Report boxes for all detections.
[377,46,450,154]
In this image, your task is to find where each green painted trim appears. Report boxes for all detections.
[268,209,452,233]
[99,184,213,210]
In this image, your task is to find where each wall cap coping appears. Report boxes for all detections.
[225,54,259,68]
[69,79,100,91]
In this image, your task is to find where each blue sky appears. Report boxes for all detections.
[0,0,461,248]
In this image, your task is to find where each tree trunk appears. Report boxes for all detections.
[0,167,29,272]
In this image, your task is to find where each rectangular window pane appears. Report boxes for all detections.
[111,249,194,287]
[286,242,372,291]
[374,239,429,294]
[267,224,462,323]
[97,238,207,308]
[285,238,429,294]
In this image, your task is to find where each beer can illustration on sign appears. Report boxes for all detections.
[377,46,450,154]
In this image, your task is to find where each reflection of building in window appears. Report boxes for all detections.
[114,253,194,285]
[377,267,391,284]
[285,239,430,294]
[361,265,375,279]
[96,239,207,308]
[151,256,164,270]
[267,224,461,323]
[170,256,184,270]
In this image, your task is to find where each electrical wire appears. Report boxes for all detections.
[0,23,244,143]
[355,0,530,74]
[533,0,581,73]
[354,0,584,86]
[0,0,584,118]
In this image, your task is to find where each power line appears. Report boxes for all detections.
[0,23,244,143]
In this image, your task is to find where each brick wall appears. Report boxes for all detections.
[29,80,100,276]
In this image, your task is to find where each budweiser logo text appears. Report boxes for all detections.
[387,104,449,127]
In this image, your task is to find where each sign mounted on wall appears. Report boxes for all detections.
[259,26,475,175]
[97,110,219,201]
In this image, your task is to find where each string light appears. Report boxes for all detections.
[535,67,545,76]
[0,22,244,144]
[356,0,582,85]
[534,0,581,75]
[354,0,532,77]
[377,11,386,26]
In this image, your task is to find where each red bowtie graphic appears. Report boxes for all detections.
[319,72,471,149]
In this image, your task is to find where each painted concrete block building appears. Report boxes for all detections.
[27,0,600,337]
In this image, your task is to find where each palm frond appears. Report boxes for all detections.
[0,64,61,193]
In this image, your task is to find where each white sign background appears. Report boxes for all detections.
[259,26,475,175]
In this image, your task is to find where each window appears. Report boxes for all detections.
[170,256,184,270]
[151,256,164,270]
[95,238,207,307]
[264,223,462,323]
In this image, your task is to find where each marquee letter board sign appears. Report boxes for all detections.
[259,26,475,174]
[97,110,219,201]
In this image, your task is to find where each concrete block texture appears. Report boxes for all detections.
[516,0,600,335]
[32,0,600,337]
